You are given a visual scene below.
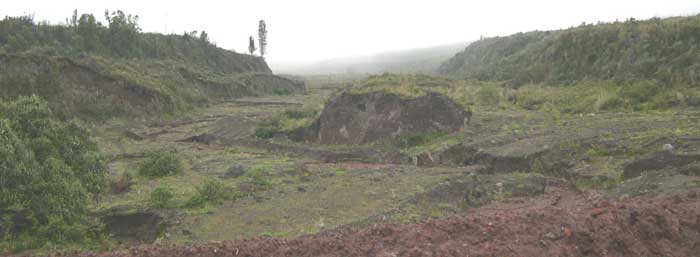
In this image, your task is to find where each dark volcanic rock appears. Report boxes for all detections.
[299,92,468,145]
[623,151,700,180]
[102,211,165,244]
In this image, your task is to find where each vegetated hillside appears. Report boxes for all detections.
[0,12,304,119]
[275,42,468,75]
[439,15,700,87]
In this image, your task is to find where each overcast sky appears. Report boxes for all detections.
[4,0,700,67]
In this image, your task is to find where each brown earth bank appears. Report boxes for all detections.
[0,53,305,120]
[28,183,700,257]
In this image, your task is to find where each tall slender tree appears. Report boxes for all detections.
[258,20,267,57]
[248,36,256,55]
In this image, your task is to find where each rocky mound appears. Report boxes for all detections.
[295,92,468,145]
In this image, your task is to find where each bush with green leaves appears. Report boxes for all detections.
[254,105,321,139]
[186,178,229,207]
[138,150,183,178]
[0,95,107,252]
[149,186,175,208]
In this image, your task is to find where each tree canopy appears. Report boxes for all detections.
[0,95,107,251]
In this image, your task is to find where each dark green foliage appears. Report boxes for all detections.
[186,178,229,207]
[0,12,270,75]
[0,95,107,252]
[195,178,226,203]
[258,20,267,57]
[254,106,320,139]
[248,35,256,55]
[138,150,183,178]
[149,186,175,208]
[440,15,700,88]
[254,126,278,139]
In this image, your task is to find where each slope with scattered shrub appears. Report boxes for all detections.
[0,12,304,120]
[439,15,700,88]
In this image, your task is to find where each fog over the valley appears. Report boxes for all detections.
[4,0,700,73]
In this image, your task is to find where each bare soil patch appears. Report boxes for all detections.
[36,184,700,257]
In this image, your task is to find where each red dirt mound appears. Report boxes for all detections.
[31,184,700,257]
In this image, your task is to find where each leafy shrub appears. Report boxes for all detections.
[476,85,502,106]
[186,178,228,207]
[149,186,175,208]
[254,125,278,139]
[254,104,321,139]
[0,95,107,252]
[196,178,226,203]
[138,150,183,178]
[685,90,700,107]
[620,80,659,108]
[246,171,274,190]
[594,90,624,111]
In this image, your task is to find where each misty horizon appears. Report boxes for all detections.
[4,0,700,68]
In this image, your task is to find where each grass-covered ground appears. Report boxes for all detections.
[86,74,700,249]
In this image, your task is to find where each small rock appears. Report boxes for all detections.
[590,207,606,217]
[563,227,572,238]
[543,232,559,240]
[662,143,674,152]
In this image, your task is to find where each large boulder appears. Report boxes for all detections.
[300,92,468,145]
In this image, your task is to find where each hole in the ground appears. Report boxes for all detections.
[103,211,166,244]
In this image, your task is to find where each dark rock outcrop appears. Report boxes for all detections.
[623,151,700,180]
[296,92,468,145]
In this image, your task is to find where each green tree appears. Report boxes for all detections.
[76,13,103,52]
[104,10,141,57]
[258,20,267,57]
[0,95,107,252]
[199,30,209,43]
[248,35,256,55]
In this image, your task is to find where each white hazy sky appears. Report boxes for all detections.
[3,0,700,67]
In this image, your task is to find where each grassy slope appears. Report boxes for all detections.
[439,15,700,88]
[0,14,302,120]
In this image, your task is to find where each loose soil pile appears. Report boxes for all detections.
[34,183,700,257]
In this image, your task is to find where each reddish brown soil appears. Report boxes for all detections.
[31,182,700,257]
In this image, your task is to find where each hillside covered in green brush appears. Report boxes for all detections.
[439,15,700,88]
[0,11,304,120]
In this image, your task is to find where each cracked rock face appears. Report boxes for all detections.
[310,92,468,145]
